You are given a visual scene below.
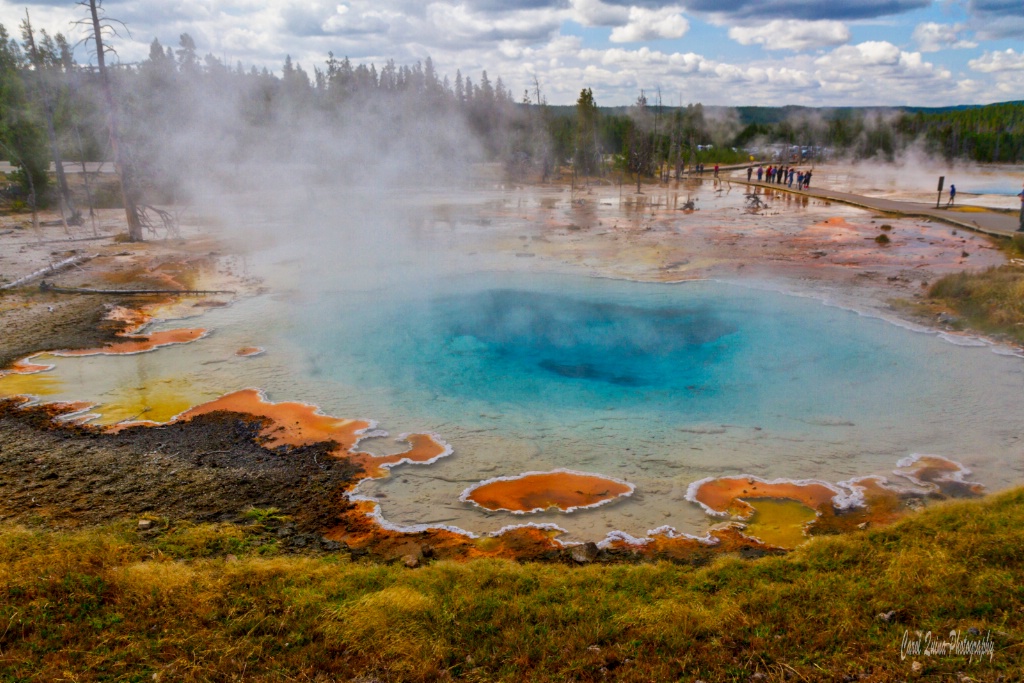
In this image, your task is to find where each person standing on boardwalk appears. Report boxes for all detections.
[947,184,956,207]
[1018,183,1024,232]
[757,165,763,181]
[747,166,753,181]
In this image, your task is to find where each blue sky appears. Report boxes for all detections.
[2,0,1021,106]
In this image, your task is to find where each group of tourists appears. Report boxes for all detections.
[748,164,811,189]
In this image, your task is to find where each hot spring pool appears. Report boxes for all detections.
[5,271,1024,542]
[262,272,1024,540]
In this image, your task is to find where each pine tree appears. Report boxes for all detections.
[574,87,600,176]
[0,23,48,203]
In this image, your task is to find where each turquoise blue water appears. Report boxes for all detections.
[292,273,933,433]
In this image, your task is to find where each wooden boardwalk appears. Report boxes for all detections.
[732,175,1021,238]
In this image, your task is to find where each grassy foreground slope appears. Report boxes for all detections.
[2,490,1023,682]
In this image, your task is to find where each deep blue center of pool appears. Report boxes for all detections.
[295,274,934,430]
[444,289,735,388]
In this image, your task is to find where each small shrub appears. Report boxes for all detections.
[880,224,892,231]
[1005,234,1024,258]
[874,233,890,245]
[244,506,290,526]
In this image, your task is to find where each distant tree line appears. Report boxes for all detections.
[896,103,1024,163]
[1,15,1022,231]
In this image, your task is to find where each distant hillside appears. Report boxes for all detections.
[545,101,1023,126]
[541,100,1024,163]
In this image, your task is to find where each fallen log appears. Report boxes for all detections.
[10,234,112,246]
[0,254,97,290]
[40,283,235,296]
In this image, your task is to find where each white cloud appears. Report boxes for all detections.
[421,3,563,46]
[814,41,944,79]
[570,0,628,27]
[968,48,1024,73]
[609,7,689,43]
[679,0,930,22]
[967,49,1024,95]
[817,40,900,67]
[911,22,977,52]
[728,20,849,51]
[321,5,391,36]
[0,0,1015,106]
[967,0,1024,40]
[803,41,955,103]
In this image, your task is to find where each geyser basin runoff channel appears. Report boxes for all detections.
[269,272,1023,542]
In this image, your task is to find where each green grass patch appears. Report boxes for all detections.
[925,265,1024,343]
[1004,233,1024,259]
[1,491,1023,681]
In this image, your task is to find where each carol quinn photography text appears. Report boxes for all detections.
[900,630,995,663]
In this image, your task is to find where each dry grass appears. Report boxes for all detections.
[1,490,1023,681]
[926,264,1024,343]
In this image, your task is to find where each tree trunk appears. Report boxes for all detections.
[23,12,78,230]
[87,0,143,242]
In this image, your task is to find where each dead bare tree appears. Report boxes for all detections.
[627,91,653,194]
[21,11,80,232]
[76,0,143,242]
[138,204,181,240]
[745,192,769,214]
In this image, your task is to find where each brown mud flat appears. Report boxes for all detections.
[0,294,136,369]
[0,220,351,542]
[0,399,360,537]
